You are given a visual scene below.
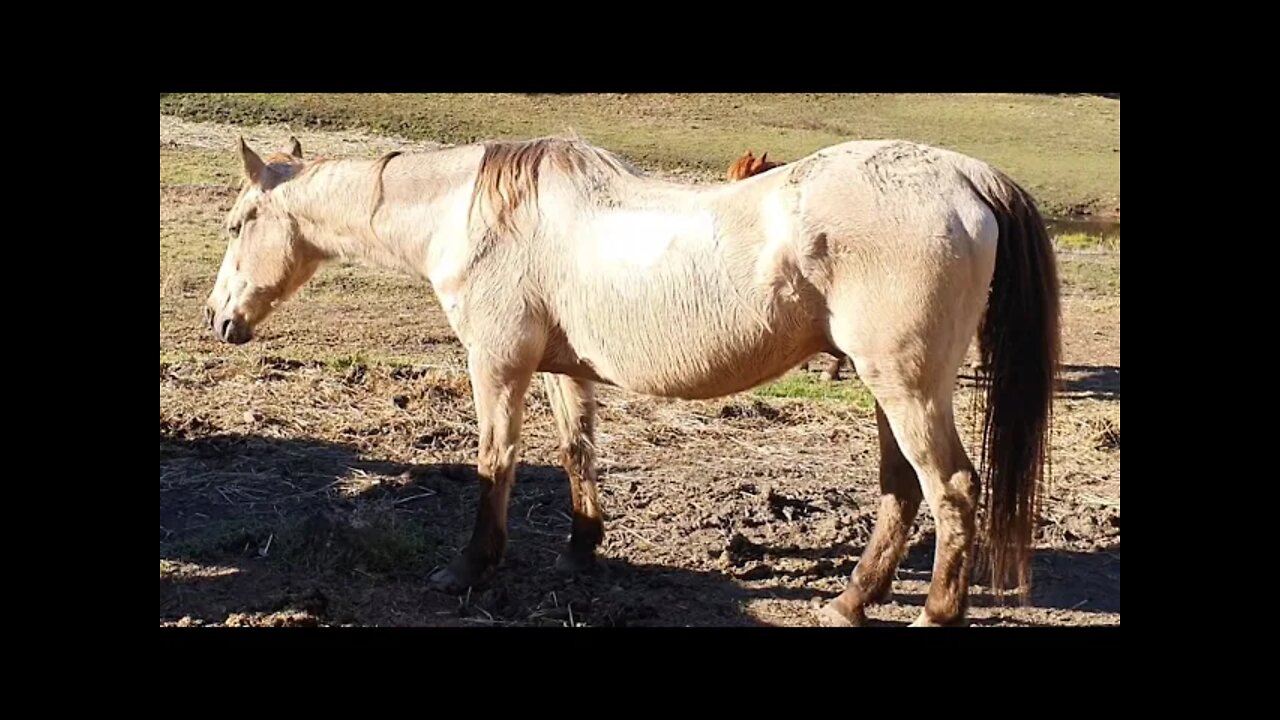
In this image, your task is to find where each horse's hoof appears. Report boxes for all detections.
[428,558,492,595]
[554,548,601,575]
[815,599,865,627]
[908,611,966,627]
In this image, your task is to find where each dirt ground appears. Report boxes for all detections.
[159,116,1120,627]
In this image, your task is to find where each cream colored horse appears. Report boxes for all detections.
[726,149,851,382]
[206,135,1059,627]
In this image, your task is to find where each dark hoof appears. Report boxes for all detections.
[554,548,601,575]
[428,557,494,594]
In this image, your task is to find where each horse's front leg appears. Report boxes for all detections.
[541,373,605,573]
[428,349,535,594]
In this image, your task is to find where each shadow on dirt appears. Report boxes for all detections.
[728,530,1120,619]
[1059,364,1120,400]
[894,535,1120,614]
[160,431,1118,626]
[959,364,1119,401]
[160,432,814,627]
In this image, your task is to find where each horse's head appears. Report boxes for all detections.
[726,151,756,180]
[726,150,783,181]
[205,137,321,344]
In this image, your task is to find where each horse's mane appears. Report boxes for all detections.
[468,136,638,238]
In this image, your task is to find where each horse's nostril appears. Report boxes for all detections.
[219,317,233,340]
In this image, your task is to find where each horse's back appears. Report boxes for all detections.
[530,138,1004,398]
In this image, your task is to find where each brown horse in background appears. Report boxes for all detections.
[726,150,784,181]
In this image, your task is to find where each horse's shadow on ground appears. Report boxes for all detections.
[160,432,802,627]
[1059,364,1120,400]
[730,533,1120,617]
[160,432,1118,626]
[959,364,1119,401]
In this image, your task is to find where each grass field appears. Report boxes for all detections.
[160,93,1120,218]
[159,95,1120,627]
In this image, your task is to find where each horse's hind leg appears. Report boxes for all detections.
[818,402,922,626]
[428,349,536,593]
[823,354,856,381]
[855,374,979,626]
[541,373,606,573]
[823,354,845,381]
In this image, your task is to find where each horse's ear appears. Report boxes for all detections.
[760,152,768,163]
[237,137,266,184]
[284,136,303,159]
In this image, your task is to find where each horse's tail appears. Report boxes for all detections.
[968,167,1061,599]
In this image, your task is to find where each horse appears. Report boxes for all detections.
[726,149,784,181]
[727,150,852,382]
[204,134,1059,626]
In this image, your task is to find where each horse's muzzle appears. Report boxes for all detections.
[210,310,253,345]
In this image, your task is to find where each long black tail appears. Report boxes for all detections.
[970,169,1062,597]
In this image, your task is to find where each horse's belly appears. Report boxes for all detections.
[553,311,826,400]
[550,218,828,398]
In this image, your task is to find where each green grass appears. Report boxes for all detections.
[160,93,1120,216]
[1055,232,1120,252]
[159,148,239,186]
[159,223,224,267]
[328,353,370,371]
[1060,256,1121,295]
[755,374,876,411]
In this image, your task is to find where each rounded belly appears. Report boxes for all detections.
[578,330,827,400]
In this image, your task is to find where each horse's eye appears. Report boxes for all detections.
[228,223,241,237]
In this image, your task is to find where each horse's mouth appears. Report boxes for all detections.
[220,320,253,344]
[221,328,253,344]
[208,311,253,344]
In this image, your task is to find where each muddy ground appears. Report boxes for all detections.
[159,117,1120,627]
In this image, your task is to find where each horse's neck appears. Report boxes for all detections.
[287,153,477,280]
